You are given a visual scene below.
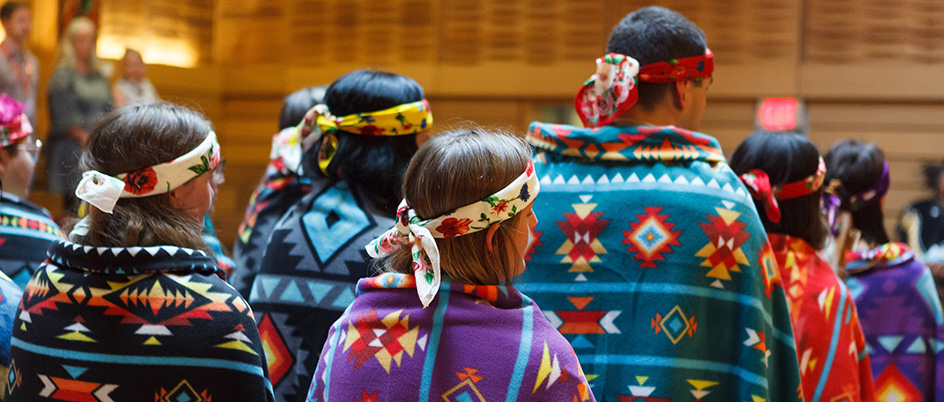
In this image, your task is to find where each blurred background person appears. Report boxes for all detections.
[898,159,944,300]
[824,139,944,401]
[230,85,325,297]
[46,16,112,218]
[0,1,36,126]
[0,94,62,288]
[112,48,158,107]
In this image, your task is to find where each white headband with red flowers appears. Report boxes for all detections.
[366,160,539,307]
[75,131,221,214]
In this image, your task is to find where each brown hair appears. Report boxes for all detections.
[380,128,531,286]
[72,102,212,251]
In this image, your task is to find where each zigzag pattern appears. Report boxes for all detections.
[539,172,751,200]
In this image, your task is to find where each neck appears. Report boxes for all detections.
[614,107,679,128]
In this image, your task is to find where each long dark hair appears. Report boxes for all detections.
[730,132,828,249]
[823,139,890,245]
[302,70,423,214]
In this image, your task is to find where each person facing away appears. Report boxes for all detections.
[823,139,944,401]
[230,85,326,298]
[6,103,274,401]
[0,2,37,126]
[730,132,875,401]
[0,93,39,398]
[517,6,803,401]
[46,16,113,216]
[307,128,594,402]
[251,70,429,402]
[0,93,63,289]
[112,48,159,108]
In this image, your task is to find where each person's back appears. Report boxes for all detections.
[7,103,274,401]
[251,70,428,402]
[230,86,324,298]
[0,2,38,126]
[518,7,802,401]
[309,129,594,402]
[731,132,875,401]
[824,139,944,401]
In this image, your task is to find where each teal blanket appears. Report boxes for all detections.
[519,122,802,402]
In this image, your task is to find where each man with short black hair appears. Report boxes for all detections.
[0,2,36,126]
[519,6,803,401]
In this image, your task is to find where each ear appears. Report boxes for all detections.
[485,223,500,255]
[672,80,689,111]
[167,186,184,210]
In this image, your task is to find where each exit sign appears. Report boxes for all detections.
[753,97,807,135]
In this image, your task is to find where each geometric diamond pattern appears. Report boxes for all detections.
[650,305,697,344]
[556,202,610,273]
[623,206,681,268]
[258,313,294,386]
[695,207,750,282]
[873,364,921,402]
[343,308,420,373]
[302,184,371,263]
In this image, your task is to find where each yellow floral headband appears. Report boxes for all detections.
[293,100,433,175]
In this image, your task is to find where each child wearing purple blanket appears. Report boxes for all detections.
[307,129,595,402]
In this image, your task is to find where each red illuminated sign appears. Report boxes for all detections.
[757,97,799,131]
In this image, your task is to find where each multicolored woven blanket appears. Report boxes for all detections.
[846,242,944,401]
[518,122,802,401]
[307,272,594,402]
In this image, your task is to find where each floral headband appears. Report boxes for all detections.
[296,100,433,175]
[366,160,539,307]
[75,131,221,214]
[739,156,827,224]
[0,94,31,148]
[822,160,890,237]
[576,49,714,128]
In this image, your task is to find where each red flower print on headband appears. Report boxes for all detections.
[124,167,158,195]
[436,217,473,238]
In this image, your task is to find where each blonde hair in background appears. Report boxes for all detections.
[55,16,102,72]
[379,128,531,286]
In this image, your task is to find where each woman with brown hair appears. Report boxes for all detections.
[6,103,274,401]
[307,129,594,402]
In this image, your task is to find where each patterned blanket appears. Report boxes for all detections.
[0,193,63,288]
[518,122,802,401]
[6,240,274,401]
[231,164,312,299]
[769,234,874,401]
[845,243,944,401]
[307,272,594,402]
[250,179,393,402]
[0,271,20,399]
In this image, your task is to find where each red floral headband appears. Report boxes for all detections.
[575,49,714,128]
[739,156,826,223]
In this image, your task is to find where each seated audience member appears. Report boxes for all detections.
[308,128,594,402]
[0,94,62,287]
[112,48,158,107]
[251,70,429,402]
[6,103,274,401]
[231,86,325,297]
[731,132,875,401]
[517,6,802,401]
[898,160,944,300]
[824,139,944,401]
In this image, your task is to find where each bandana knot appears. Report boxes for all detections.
[367,160,539,307]
[576,49,714,128]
